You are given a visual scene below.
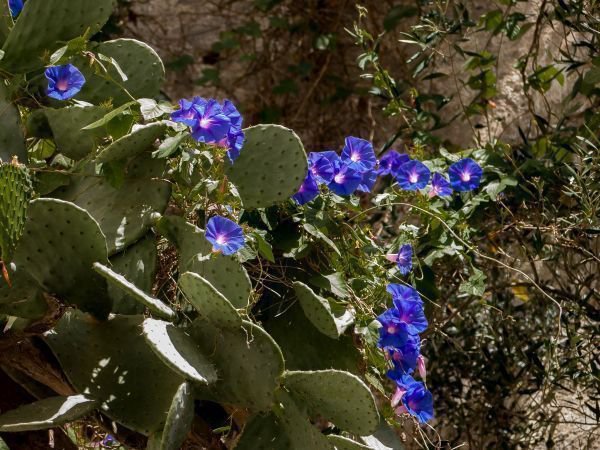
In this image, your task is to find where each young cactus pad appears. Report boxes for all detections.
[0,160,32,262]
[226,124,308,209]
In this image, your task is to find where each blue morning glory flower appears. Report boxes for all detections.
[429,172,453,197]
[225,129,245,163]
[376,309,412,349]
[448,158,483,191]
[392,298,428,335]
[385,334,421,375]
[386,284,422,304]
[171,97,206,127]
[292,172,319,205]
[221,99,243,130]
[308,152,335,184]
[205,216,245,255]
[45,64,86,101]
[400,381,434,423]
[9,0,23,17]
[377,150,410,176]
[356,169,377,193]
[190,99,231,144]
[341,137,376,173]
[395,160,431,191]
[385,244,413,275]
[327,159,362,196]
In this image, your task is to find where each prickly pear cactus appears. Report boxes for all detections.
[0,84,26,163]
[0,158,32,263]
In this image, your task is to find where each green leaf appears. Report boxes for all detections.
[303,222,341,256]
[459,267,487,297]
[310,272,349,299]
[153,132,189,159]
[139,98,174,121]
[253,230,275,263]
[81,101,137,130]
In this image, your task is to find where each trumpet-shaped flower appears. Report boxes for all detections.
[356,169,377,193]
[377,150,410,176]
[385,334,421,375]
[429,172,453,197]
[448,158,483,191]
[386,284,422,304]
[395,160,430,191]
[190,99,231,143]
[171,97,206,126]
[45,64,86,101]
[9,0,23,17]
[308,152,335,184]
[328,159,362,196]
[400,381,434,423]
[341,137,376,172]
[376,309,412,349]
[292,172,319,205]
[385,244,413,275]
[205,216,245,255]
[392,298,428,335]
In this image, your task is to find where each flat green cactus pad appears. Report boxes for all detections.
[44,106,109,160]
[0,161,32,262]
[150,382,195,450]
[226,124,307,209]
[264,302,359,373]
[191,320,284,411]
[0,85,26,163]
[75,38,165,106]
[96,122,166,163]
[283,370,379,435]
[54,156,170,255]
[12,198,111,318]
[142,318,217,384]
[178,272,242,328]
[234,413,291,450]
[293,281,355,339]
[93,263,175,320]
[0,395,97,432]
[0,291,48,320]
[0,0,113,72]
[156,215,251,308]
[45,311,184,436]
[108,234,156,315]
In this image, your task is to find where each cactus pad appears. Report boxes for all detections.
[108,234,156,314]
[0,85,26,163]
[45,311,184,436]
[234,413,291,450]
[0,160,32,262]
[45,106,109,160]
[0,395,97,432]
[178,272,242,328]
[93,263,176,320]
[96,122,166,163]
[76,38,165,106]
[151,382,195,450]
[156,215,251,308]
[293,281,355,339]
[54,156,170,255]
[283,370,379,435]
[0,0,113,72]
[142,318,217,384]
[12,198,111,318]
[328,436,372,450]
[191,320,284,411]
[226,125,307,209]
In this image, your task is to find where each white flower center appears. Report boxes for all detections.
[350,152,360,162]
[334,173,345,184]
[56,79,69,91]
[387,325,397,334]
[461,172,471,182]
[409,173,418,184]
[199,117,212,128]
[215,234,227,245]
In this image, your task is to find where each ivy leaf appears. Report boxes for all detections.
[310,272,350,299]
[459,268,487,297]
[153,132,188,159]
[303,222,341,256]
[252,230,275,263]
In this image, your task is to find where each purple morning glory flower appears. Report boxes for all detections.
[9,0,23,17]
[448,158,483,191]
[385,334,421,375]
[292,172,319,205]
[190,99,231,144]
[386,284,422,305]
[101,434,117,446]
[400,381,434,423]
[308,152,335,184]
[171,97,206,127]
[341,137,376,173]
[385,244,413,275]
[225,129,245,163]
[395,160,431,191]
[376,309,412,349]
[429,172,453,197]
[356,169,377,193]
[45,64,86,101]
[221,99,243,130]
[391,298,428,335]
[205,216,245,255]
[327,159,362,196]
[377,150,410,176]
